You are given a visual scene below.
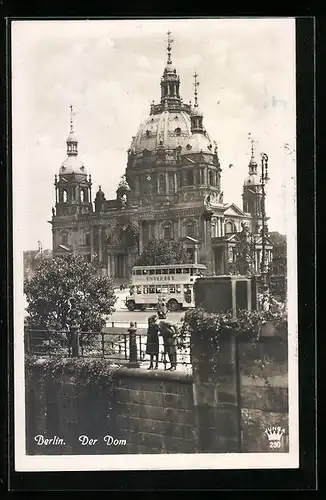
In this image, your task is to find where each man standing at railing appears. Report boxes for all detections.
[159,321,177,371]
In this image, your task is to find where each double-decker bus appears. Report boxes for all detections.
[125,263,207,312]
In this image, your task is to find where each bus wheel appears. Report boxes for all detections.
[126,300,136,311]
[167,299,179,312]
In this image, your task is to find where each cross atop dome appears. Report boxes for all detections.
[248,132,258,172]
[166,31,174,65]
[69,104,74,135]
[193,72,200,107]
[66,104,78,157]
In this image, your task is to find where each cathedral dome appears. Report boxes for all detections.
[60,156,87,175]
[182,132,214,154]
[244,173,260,186]
[190,106,203,117]
[132,110,193,153]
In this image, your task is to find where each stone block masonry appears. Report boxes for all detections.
[25,331,288,454]
[111,368,196,454]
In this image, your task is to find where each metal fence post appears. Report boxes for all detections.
[127,322,140,368]
[70,321,80,357]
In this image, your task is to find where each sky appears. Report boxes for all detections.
[12,18,296,251]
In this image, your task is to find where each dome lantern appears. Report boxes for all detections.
[190,72,205,134]
[59,105,87,175]
[66,104,78,156]
[159,31,182,109]
[244,134,260,186]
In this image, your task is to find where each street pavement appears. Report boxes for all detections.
[109,288,185,327]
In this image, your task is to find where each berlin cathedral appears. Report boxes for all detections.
[50,33,273,282]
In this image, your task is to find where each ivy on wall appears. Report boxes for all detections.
[25,355,117,390]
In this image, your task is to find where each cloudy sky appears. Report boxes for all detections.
[12,18,296,251]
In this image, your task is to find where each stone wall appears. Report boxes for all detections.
[239,337,289,453]
[112,369,195,454]
[25,362,195,455]
[25,333,288,454]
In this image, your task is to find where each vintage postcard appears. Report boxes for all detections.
[12,17,298,471]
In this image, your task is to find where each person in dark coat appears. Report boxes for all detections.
[159,321,177,371]
[145,315,160,370]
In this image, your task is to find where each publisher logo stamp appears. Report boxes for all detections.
[264,426,286,449]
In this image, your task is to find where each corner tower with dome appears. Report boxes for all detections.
[50,34,273,280]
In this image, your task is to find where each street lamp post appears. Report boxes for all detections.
[260,152,269,287]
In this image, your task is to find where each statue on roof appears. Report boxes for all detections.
[204,194,212,210]
[116,174,131,209]
[95,186,106,213]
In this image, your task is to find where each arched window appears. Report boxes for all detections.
[158,174,165,195]
[162,221,173,240]
[225,221,234,234]
[211,218,217,237]
[85,233,90,246]
[168,172,174,194]
[187,169,194,186]
[185,220,195,238]
[200,167,205,185]
[175,127,181,136]
[80,189,84,202]
[208,170,215,186]
[143,221,150,245]
[61,232,68,246]
[63,190,68,203]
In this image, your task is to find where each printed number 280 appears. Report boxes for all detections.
[269,441,281,449]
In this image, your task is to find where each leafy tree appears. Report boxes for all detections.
[24,254,116,332]
[134,239,190,266]
[268,232,287,276]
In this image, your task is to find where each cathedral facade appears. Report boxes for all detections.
[50,35,273,282]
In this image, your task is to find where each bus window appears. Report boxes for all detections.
[162,269,169,274]
[162,285,169,294]
[156,285,162,294]
[176,285,181,294]
[176,268,182,274]
[136,286,141,294]
[190,268,194,276]
[142,269,148,275]
[136,270,142,275]
[143,285,149,294]
[155,269,162,275]
[182,268,190,274]
[149,285,155,294]
[168,268,175,274]
[149,269,155,275]
[169,285,176,293]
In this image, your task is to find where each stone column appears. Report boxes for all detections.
[204,167,208,185]
[194,244,199,264]
[202,209,214,274]
[112,255,116,278]
[177,218,182,238]
[191,329,242,453]
[98,227,103,263]
[139,222,144,253]
[107,253,111,276]
[90,226,94,261]
[165,172,169,195]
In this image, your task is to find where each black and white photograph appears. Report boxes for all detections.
[12,18,298,471]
